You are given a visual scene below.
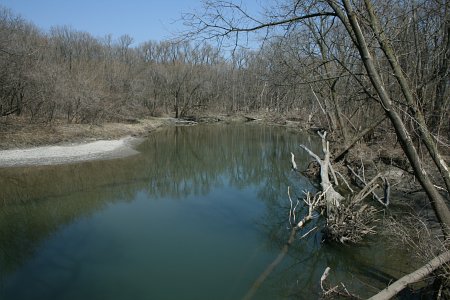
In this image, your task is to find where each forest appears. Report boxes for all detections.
[0,5,284,123]
[0,2,448,131]
[1,0,449,298]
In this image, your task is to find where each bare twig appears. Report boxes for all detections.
[300,226,318,239]
[288,186,294,225]
[335,170,354,192]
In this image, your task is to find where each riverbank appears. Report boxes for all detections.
[0,114,266,150]
[0,114,264,167]
[0,117,172,150]
[0,112,447,297]
[0,117,170,167]
[0,136,142,167]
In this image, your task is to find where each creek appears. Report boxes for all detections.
[0,124,413,299]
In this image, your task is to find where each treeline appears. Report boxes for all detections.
[0,2,448,139]
[0,7,272,123]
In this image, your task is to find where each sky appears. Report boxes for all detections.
[0,0,265,47]
[0,0,205,45]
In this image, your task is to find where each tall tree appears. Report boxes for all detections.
[182,0,450,235]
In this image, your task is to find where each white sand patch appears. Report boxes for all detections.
[0,136,140,167]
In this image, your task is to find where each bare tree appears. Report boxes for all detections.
[182,0,450,236]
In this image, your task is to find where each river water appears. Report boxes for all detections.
[0,124,414,299]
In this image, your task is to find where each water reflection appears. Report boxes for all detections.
[0,124,413,299]
[0,124,318,298]
[135,125,318,199]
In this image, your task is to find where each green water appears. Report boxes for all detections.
[0,124,414,299]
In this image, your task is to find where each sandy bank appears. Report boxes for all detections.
[0,136,141,167]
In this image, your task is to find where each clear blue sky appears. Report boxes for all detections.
[0,0,202,45]
[1,0,264,46]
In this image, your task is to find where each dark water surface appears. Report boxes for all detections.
[0,124,413,299]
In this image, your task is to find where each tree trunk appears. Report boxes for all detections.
[313,25,350,144]
[364,0,450,194]
[327,0,450,237]
[432,15,449,131]
[174,94,179,119]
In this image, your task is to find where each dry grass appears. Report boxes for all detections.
[0,117,169,149]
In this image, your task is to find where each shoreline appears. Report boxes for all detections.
[0,136,142,168]
[0,116,175,167]
[0,115,271,168]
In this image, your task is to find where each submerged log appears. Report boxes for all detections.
[242,191,321,300]
[245,131,380,299]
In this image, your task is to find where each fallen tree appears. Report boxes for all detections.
[300,131,343,218]
[319,245,450,299]
[301,131,380,243]
[368,250,450,300]
[243,131,381,299]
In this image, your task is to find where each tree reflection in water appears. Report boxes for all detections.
[0,124,316,275]
[0,124,411,299]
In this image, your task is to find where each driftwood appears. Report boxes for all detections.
[368,250,450,300]
[301,131,379,243]
[290,152,297,171]
[347,166,390,207]
[300,131,344,218]
[244,116,261,122]
[318,251,450,300]
[324,198,378,243]
[321,267,331,291]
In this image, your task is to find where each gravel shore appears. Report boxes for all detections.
[0,136,140,167]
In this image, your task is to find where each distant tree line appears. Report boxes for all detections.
[0,6,301,124]
[0,0,448,154]
[1,3,447,140]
